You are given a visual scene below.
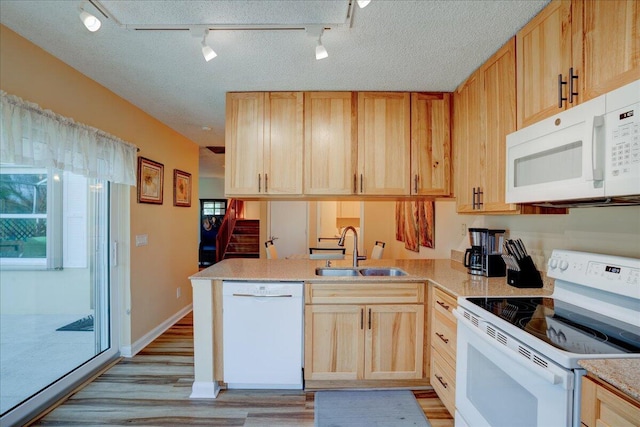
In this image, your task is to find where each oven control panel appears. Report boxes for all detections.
[547,250,640,298]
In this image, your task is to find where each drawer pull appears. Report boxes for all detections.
[436,300,450,310]
[436,332,449,344]
[435,374,448,389]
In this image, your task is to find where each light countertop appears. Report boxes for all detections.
[579,359,640,402]
[190,258,639,402]
[190,257,554,298]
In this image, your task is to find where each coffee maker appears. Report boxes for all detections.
[464,228,507,277]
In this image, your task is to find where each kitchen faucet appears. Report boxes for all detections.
[338,226,367,268]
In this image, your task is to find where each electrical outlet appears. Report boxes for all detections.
[135,234,148,246]
[176,287,181,299]
[461,223,467,236]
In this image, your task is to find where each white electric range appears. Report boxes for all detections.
[454,250,640,427]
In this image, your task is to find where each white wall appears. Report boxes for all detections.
[484,206,640,268]
[198,177,225,199]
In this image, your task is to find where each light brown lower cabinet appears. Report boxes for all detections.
[429,286,457,416]
[581,375,640,427]
[304,282,424,382]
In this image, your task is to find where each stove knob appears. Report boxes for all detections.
[559,260,569,271]
[549,258,558,269]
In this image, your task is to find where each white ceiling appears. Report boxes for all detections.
[0,0,550,178]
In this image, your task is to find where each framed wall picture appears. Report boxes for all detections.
[137,157,164,204]
[173,169,192,207]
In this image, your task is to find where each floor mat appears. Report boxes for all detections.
[56,315,94,332]
[315,389,431,427]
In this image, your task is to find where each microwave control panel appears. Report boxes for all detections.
[607,100,640,192]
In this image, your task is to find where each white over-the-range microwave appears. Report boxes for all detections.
[506,79,640,207]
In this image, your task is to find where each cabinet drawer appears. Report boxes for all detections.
[432,287,456,318]
[306,282,424,305]
[431,306,457,362]
[431,353,456,416]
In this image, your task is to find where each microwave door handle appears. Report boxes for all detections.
[591,115,605,182]
[454,309,564,386]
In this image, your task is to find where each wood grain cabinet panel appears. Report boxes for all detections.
[357,92,411,195]
[581,375,640,427]
[516,0,574,129]
[411,93,452,196]
[304,282,424,382]
[365,304,424,380]
[579,0,640,101]
[516,0,639,129]
[304,304,364,381]
[225,92,303,196]
[453,68,483,213]
[304,92,357,195]
[429,286,457,416]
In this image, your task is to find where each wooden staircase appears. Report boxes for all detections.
[223,219,260,259]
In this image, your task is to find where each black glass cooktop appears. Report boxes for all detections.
[466,297,640,355]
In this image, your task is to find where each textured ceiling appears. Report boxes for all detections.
[0,0,550,178]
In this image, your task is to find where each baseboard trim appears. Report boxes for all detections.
[120,304,193,358]
[190,381,220,399]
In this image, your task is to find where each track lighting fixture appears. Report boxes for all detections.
[201,30,217,62]
[78,4,101,32]
[357,0,372,8]
[306,26,328,61]
[316,38,328,60]
[191,27,217,62]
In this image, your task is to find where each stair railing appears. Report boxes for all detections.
[216,199,244,262]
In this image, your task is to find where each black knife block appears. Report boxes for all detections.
[506,255,543,288]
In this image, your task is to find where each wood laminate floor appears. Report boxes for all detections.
[32,312,454,426]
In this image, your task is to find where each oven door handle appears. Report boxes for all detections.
[454,309,564,386]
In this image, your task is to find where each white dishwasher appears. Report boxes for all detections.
[222,281,303,389]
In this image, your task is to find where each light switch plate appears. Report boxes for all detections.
[135,234,148,246]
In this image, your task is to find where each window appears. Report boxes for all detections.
[202,199,227,216]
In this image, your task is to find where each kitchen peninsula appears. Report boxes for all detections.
[188,257,553,399]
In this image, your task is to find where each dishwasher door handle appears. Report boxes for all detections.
[232,293,293,298]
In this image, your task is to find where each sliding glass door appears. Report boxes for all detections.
[0,165,115,421]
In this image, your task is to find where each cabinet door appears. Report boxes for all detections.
[481,38,519,213]
[304,304,364,380]
[304,92,357,195]
[357,92,411,195]
[516,0,573,129]
[411,93,452,196]
[264,92,303,195]
[365,304,424,380]
[580,0,640,101]
[454,72,483,213]
[225,92,265,195]
[581,375,640,427]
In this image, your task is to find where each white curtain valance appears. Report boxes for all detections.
[0,91,137,186]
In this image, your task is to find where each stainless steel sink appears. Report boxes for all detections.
[315,267,408,277]
[315,267,360,277]
[358,268,408,277]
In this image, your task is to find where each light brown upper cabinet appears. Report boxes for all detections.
[225,92,303,196]
[481,38,518,213]
[517,0,640,129]
[357,92,411,195]
[578,0,640,100]
[304,92,357,195]
[411,93,452,196]
[454,70,483,213]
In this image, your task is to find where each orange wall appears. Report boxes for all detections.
[0,25,199,344]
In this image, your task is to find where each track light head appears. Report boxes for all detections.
[315,41,328,60]
[306,26,328,60]
[78,6,101,32]
[201,40,217,62]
